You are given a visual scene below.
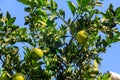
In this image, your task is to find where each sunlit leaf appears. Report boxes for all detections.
[96,2,104,6]
[67,1,76,16]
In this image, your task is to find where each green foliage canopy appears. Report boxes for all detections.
[0,0,120,79]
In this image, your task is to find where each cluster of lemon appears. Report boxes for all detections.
[0,48,44,80]
[30,30,89,60]
[0,30,90,80]
[76,30,99,71]
[29,30,89,61]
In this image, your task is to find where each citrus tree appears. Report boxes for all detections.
[0,0,120,80]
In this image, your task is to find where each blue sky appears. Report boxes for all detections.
[0,0,120,74]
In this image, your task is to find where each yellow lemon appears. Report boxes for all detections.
[12,73,25,80]
[76,30,89,44]
[32,48,43,58]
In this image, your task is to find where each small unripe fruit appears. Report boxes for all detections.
[76,30,89,44]
[12,73,25,80]
[32,48,43,58]
[0,72,10,80]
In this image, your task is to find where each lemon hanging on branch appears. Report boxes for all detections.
[76,30,89,44]
[12,73,25,80]
[32,48,44,59]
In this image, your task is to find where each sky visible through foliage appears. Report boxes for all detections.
[0,0,120,74]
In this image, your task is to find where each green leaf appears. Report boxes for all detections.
[0,13,3,19]
[6,11,11,20]
[11,25,19,31]
[116,14,120,22]
[102,73,111,80]
[8,17,16,24]
[96,2,104,7]
[82,0,90,8]
[77,0,90,8]
[109,4,113,9]
[24,7,31,12]
[76,0,80,6]
[50,0,57,11]
[59,9,65,19]
[50,0,54,8]
[105,8,114,19]
[67,1,76,16]
[37,0,44,7]
[17,0,30,5]
[89,9,97,18]
[115,7,120,21]
[115,7,120,16]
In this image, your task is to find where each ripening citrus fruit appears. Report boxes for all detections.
[76,30,89,44]
[32,48,43,58]
[12,73,25,80]
[0,71,10,80]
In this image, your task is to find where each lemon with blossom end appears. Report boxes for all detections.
[12,73,25,80]
[76,30,89,44]
[32,48,43,58]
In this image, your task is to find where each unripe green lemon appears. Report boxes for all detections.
[0,71,10,80]
[12,73,25,80]
[32,48,43,58]
[76,30,89,44]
